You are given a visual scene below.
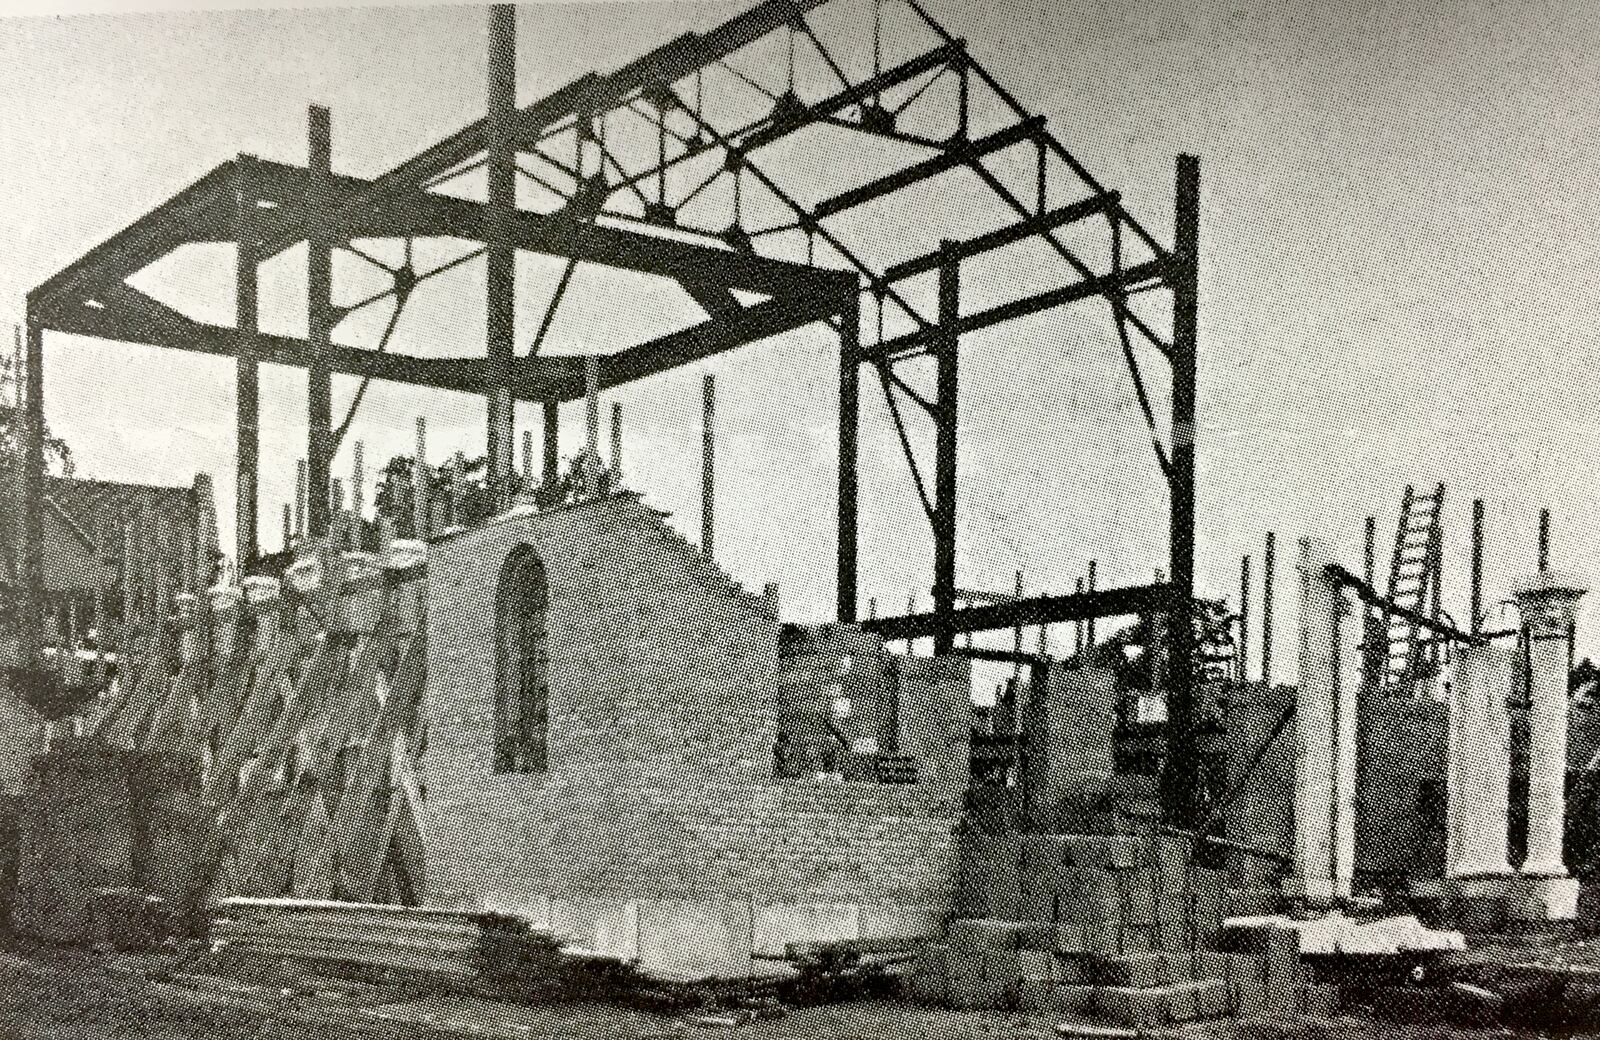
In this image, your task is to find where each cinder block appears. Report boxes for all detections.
[985,880,1022,921]
[981,947,1020,1007]
[1015,978,1054,1012]
[1191,887,1225,946]
[1157,911,1192,953]
[1093,952,1169,988]
[1120,925,1156,955]
[1019,876,1056,922]
[1303,981,1340,1017]
[1053,983,1099,1015]
[1016,949,1056,982]
[1195,979,1230,1019]
[1083,917,1122,956]
[948,918,1025,950]
[1018,922,1082,953]
[1119,868,1158,926]
[915,943,950,978]
[1053,955,1088,984]
[1226,952,1268,1017]
[1262,927,1304,1017]
[947,953,990,1010]
[1154,833,1193,886]
[1020,834,1070,874]
[1162,952,1196,982]
[1193,950,1228,982]
[1063,835,1143,870]
[908,967,947,1005]
[1167,981,1200,1022]
[1097,985,1171,1028]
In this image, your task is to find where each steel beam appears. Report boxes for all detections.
[862,583,1174,641]
[865,258,1166,361]
[486,4,517,507]
[307,106,334,538]
[234,154,261,570]
[813,117,1044,220]
[1161,154,1200,830]
[883,193,1119,283]
[837,291,860,623]
[931,243,959,654]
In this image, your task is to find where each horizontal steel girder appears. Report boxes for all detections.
[861,582,1175,640]
[41,276,852,403]
[30,157,845,318]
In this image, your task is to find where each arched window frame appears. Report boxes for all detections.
[494,545,549,774]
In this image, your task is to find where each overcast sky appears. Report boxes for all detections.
[2,0,1598,680]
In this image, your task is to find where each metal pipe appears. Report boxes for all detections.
[1471,498,1484,636]
[485,4,517,507]
[307,105,334,537]
[932,242,960,655]
[701,373,715,558]
[610,402,623,480]
[412,418,429,539]
[1539,508,1550,571]
[234,153,261,570]
[1238,555,1251,683]
[1261,532,1276,684]
[837,291,861,622]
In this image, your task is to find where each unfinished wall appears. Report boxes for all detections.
[1356,697,1446,879]
[424,493,972,975]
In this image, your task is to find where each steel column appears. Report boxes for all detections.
[542,401,559,488]
[932,243,960,655]
[1471,498,1484,635]
[234,154,261,570]
[486,4,517,507]
[306,106,334,537]
[701,374,716,558]
[837,291,860,623]
[1161,154,1201,829]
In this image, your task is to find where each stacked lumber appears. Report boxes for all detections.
[211,897,481,982]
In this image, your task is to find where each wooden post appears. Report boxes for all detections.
[932,242,960,655]
[837,290,860,622]
[1471,499,1485,636]
[1262,532,1276,684]
[1238,555,1251,683]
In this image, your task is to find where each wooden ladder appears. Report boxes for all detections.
[1382,483,1444,694]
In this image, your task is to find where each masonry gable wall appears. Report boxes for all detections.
[425,493,969,918]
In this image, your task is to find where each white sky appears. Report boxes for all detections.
[3,0,1599,682]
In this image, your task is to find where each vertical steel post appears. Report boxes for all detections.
[1363,516,1377,687]
[19,311,44,669]
[521,429,534,483]
[1471,498,1485,635]
[1539,508,1550,572]
[351,439,364,519]
[412,417,429,539]
[542,401,559,489]
[932,242,960,655]
[1238,555,1251,683]
[294,459,307,539]
[1262,532,1276,684]
[486,4,517,507]
[234,154,261,571]
[1074,577,1085,655]
[1086,560,1098,648]
[701,374,715,558]
[1162,154,1201,828]
[307,105,334,538]
[610,402,623,481]
[837,290,860,622]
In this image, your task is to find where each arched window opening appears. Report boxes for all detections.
[494,546,549,774]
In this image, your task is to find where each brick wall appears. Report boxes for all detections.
[424,493,970,915]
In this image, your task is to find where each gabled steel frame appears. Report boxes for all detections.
[19,0,1205,825]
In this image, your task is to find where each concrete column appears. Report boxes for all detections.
[1288,537,1360,903]
[1446,643,1514,881]
[1509,570,1586,921]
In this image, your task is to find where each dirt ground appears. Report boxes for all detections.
[0,940,1594,1040]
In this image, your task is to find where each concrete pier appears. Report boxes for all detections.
[1445,644,1514,883]
[1288,538,1360,903]
[1509,570,1586,922]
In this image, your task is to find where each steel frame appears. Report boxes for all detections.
[20,0,1206,825]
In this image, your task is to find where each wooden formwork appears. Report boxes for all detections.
[64,523,430,907]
